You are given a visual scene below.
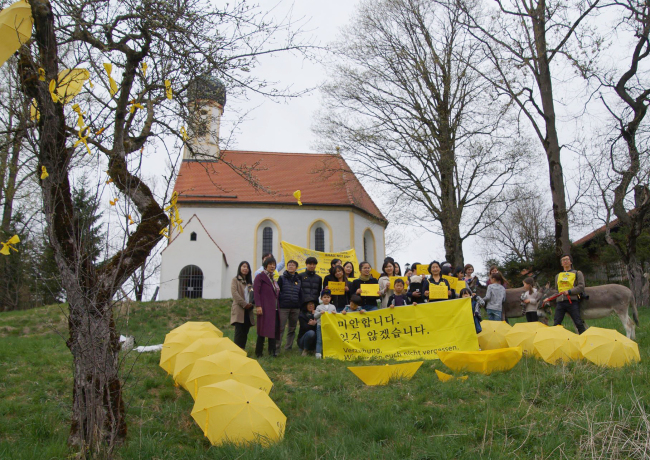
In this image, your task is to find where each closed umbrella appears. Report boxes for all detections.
[191,379,286,447]
[477,320,512,350]
[533,325,582,364]
[173,338,246,389]
[0,1,32,68]
[347,361,423,386]
[579,327,640,368]
[159,329,221,375]
[186,350,273,399]
[505,322,548,355]
[437,347,523,375]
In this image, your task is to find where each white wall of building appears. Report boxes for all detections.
[159,204,386,300]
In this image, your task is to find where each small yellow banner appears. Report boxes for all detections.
[328,282,346,296]
[429,284,448,300]
[389,276,408,289]
[442,275,457,290]
[416,264,429,275]
[321,299,479,360]
[348,277,357,284]
[456,280,467,292]
[360,284,380,297]
[370,268,381,279]
[557,271,576,293]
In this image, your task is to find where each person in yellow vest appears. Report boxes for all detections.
[553,254,586,334]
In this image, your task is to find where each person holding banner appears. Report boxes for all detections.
[324,265,349,312]
[378,260,395,309]
[323,258,343,288]
[427,261,452,302]
[407,262,428,304]
[253,257,281,358]
[351,261,380,311]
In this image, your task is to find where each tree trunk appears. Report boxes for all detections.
[66,295,126,453]
[1,123,23,232]
[134,264,145,302]
[626,256,648,308]
[532,2,571,257]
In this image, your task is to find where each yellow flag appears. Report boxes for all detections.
[293,190,302,205]
[165,80,172,99]
[103,63,118,96]
[40,165,48,179]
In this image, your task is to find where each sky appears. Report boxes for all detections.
[213,0,484,274]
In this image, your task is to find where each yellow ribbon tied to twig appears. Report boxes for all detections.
[38,68,45,81]
[128,215,135,225]
[74,126,91,155]
[109,198,118,206]
[30,99,39,121]
[71,104,85,129]
[159,227,169,239]
[49,79,59,103]
[40,166,48,179]
[128,99,144,114]
[0,235,20,256]
[293,190,302,206]
[164,191,184,234]
[180,126,187,141]
[165,80,172,100]
[141,62,147,77]
[103,63,118,96]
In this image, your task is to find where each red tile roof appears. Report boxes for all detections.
[173,150,387,224]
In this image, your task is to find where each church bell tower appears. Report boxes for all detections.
[183,75,227,160]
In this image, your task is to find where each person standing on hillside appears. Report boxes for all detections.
[549,254,586,334]
[230,261,255,350]
[276,259,302,354]
[300,257,323,303]
[253,257,281,358]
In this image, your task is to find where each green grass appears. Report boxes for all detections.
[1,299,649,459]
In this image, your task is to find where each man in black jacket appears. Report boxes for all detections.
[300,256,323,303]
[277,259,302,353]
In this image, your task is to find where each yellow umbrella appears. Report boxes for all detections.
[579,327,640,368]
[532,325,582,364]
[191,379,286,447]
[347,361,423,386]
[159,329,221,375]
[435,369,468,382]
[505,322,548,356]
[186,350,273,399]
[169,321,223,337]
[437,347,523,375]
[0,1,33,68]
[51,69,89,104]
[173,338,246,389]
[477,320,512,350]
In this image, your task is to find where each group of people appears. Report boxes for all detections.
[230,252,587,359]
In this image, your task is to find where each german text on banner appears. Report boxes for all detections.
[281,241,359,278]
[321,298,479,361]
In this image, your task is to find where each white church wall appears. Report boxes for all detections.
[159,205,385,298]
[159,217,224,300]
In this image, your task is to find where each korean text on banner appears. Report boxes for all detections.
[329,282,346,295]
[280,241,359,279]
[442,275,457,290]
[321,299,479,360]
[429,284,448,300]
[389,276,408,289]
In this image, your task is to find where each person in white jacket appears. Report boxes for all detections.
[314,289,337,359]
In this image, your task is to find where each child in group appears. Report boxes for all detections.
[460,287,483,333]
[314,289,337,359]
[298,299,318,356]
[480,272,507,321]
[520,277,540,322]
[342,294,366,314]
[388,278,411,308]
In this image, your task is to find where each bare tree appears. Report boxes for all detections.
[315,0,524,266]
[459,0,601,257]
[584,0,650,306]
[17,0,309,455]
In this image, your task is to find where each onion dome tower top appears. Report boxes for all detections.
[188,75,227,108]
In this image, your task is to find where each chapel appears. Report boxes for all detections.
[158,76,387,300]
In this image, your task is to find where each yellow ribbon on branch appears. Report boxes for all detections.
[103,63,118,96]
[40,165,48,179]
[0,235,20,256]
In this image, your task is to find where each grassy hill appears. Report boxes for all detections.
[1,299,649,460]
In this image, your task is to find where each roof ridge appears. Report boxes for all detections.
[162,214,229,266]
[220,150,331,157]
[337,155,385,220]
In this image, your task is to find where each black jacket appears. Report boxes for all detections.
[300,270,323,303]
[297,309,317,341]
[351,277,379,307]
[278,271,302,309]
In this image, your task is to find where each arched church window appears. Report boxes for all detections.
[315,227,325,252]
[190,232,197,241]
[364,236,368,262]
[178,265,203,299]
[262,227,273,256]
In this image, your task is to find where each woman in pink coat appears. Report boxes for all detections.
[253,256,281,358]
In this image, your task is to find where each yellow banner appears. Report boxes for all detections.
[389,276,408,289]
[328,282,346,295]
[429,284,448,300]
[456,280,467,292]
[281,241,359,279]
[416,265,429,275]
[321,299,479,360]
[442,275,457,290]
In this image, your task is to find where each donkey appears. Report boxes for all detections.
[476,284,639,339]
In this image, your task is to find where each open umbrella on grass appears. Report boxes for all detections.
[477,320,512,350]
[505,322,547,356]
[173,338,246,389]
[168,321,223,337]
[159,329,222,375]
[579,327,640,368]
[191,379,286,447]
[533,326,582,364]
[186,350,273,399]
